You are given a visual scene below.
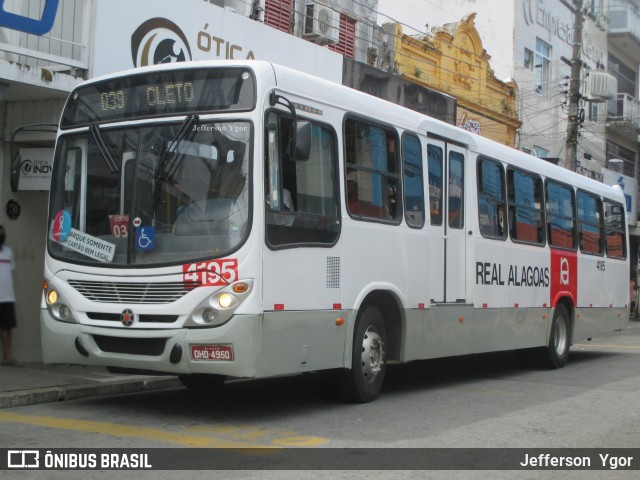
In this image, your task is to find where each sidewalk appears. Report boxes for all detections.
[0,362,181,409]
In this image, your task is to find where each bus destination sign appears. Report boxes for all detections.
[61,67,256,128]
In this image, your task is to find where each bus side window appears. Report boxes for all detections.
[344,118,401,223]
[402,134,425,228]
[477,158,506,239]
[265,112,340,248]
[507,168,545,245]
[427,144,443,226]
[546,181,576,249]
[577,190,603,255]
[605,200,627,258]
[448,151,464,229]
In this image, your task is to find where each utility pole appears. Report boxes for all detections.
[565,0,583,172]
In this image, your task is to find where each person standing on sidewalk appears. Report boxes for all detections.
[0,225,18,366]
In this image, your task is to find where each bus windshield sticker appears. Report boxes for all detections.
[51,226,116,263]
[52,210,72,242]
[135,226,156,251]
[183,259,238,287]
[108,214,129,238]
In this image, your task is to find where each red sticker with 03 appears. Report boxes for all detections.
[182,259,238,286]
[108,214,129,238]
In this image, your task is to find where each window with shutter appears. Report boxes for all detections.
[264,0,292,33]
[329,14,356,58]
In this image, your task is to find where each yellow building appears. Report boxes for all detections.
[391,14,520,146]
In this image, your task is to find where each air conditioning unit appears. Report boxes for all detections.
[304,1,340,45]
[586,70,617,102]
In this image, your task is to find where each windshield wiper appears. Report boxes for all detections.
[89,124,119,173]
[155,114,198,181]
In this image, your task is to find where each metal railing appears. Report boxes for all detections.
[606,92,640,128]
[608,0,640,40]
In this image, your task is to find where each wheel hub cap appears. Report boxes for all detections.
[361,326,384,383]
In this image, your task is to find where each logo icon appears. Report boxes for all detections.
[0,0,58,35]
[121,309,135,327]
[8,450,40,469]
[21,159,33,175]
[131,18,192,68]
[560,257,570,285]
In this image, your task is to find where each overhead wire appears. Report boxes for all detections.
[232,0,612,154]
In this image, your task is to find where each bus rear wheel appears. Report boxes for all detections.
[536,303,571,369]
[340,305,387,403]
[178,374,226,393]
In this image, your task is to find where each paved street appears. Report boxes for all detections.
[1,323,639,479]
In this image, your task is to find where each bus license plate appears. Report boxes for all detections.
[190,344,234,361]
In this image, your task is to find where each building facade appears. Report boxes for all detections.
[376,14,521,146]
[1,0,88,360]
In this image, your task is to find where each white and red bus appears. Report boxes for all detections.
[42,60,629,402]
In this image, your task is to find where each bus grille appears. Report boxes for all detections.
[68,280,192,304]
[93,335,167,356]
[86,312,179,323]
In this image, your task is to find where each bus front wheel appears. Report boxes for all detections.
[340,305,387,403]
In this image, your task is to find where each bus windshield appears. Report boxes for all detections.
[47,119,251,267]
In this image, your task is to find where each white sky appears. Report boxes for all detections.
[376,0,463,36]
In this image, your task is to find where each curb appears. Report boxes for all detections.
[0,377,182,409]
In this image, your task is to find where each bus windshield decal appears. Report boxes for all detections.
[50,218,116,263]
[61,68,256,128]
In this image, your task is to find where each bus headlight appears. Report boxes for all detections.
[202,308,216,324]
[47,289,59,305]
[185,280,253,328]
[44,281,77,323]
[217,293,234,309]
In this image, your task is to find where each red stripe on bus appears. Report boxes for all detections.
[333,303,342,310]
[418,303,425,309]
[274,304,284,310]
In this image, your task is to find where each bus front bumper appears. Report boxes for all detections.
[40,309,261,378]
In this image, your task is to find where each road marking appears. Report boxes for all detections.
[188,425,327,446]
[574,343,640,350]
[0,412,327,448]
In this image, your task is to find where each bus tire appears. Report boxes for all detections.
[535,303,571,369]
[178,374,226,393]
[340,305,387,403]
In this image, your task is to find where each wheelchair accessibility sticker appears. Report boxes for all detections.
[0,0,59,35]
[135,226,155,251]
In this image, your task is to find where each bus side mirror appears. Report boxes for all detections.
[293,121,311,161]
[10,152,21,192]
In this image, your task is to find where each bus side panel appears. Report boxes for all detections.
[401,308,428,362]
[342,220,428,364]
[573,307,627,344]
[258,310,347,377]
[473,239,550,310]
[261,245,347,377]
[423,304,475,359]
[473,307,550,353]
[574,252,627,342]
